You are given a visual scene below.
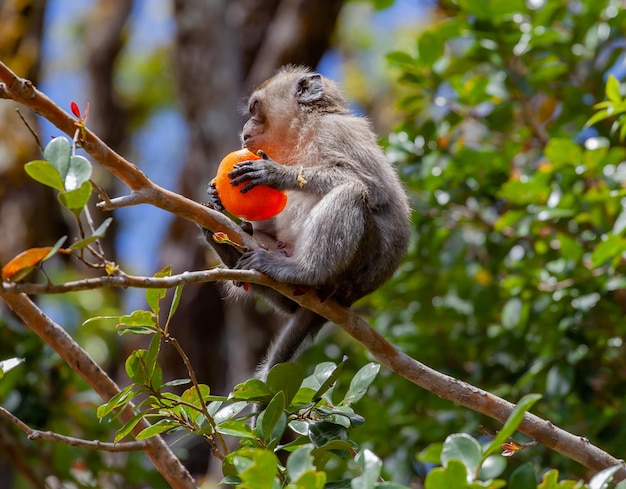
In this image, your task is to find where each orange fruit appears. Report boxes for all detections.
[213,149,288,221]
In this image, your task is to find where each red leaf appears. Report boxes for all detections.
[70,100,81,118]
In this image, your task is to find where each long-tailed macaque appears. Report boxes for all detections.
[205,66,410,379]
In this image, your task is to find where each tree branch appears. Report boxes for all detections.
[0,61,257,254]
[1,60,625,481]
[0,292,199,489]
[1,268,259,294]
[0,407,147,452]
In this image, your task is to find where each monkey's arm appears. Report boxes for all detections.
[228,152,360,195]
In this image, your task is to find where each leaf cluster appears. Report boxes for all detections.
[363,0,626,481]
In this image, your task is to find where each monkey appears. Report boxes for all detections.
[204,66,410,381]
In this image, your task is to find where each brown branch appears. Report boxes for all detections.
[1,60,625,481]
[0,292,199,489]
[1,268,259,294]
[0,407,147,452]
[0,61,257,254]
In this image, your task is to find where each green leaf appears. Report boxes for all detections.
[501,297,523,330]
[481,394,541,463]
[606,75,622,103]
[342,363,380,406]
[591,235,626,268]
[266,362,304,405]
[70,217,113,251]
[417,31,445,66]
[117,310,157,329]
[386,51,415,67]
[306,360,345,402]
[425,459,469,489]
[43,136,71,177]
[43,236,68,262]
[64,155,92,191]
[589,464,622,489]
[125,349,155,385]
[145,331,162,388]
[292,470,327,488]
[544,138,583,168]
[509,462,537,489]
[166,284,184,327]
[441,433,482,481]
[146,266,172,315]
[308,421,348,448]
[352,449,383,489]
[213,401,247,424]
[145,287,166,317]
[417,442,444,464]
[538,469,559,489]
[181,384,211,408]
[97,384,138,419]
[259,391,286,444]
[235,449,280,489]
[292,386,317,406]
[586,108,610,127]
[233,378,272,402]
[0,357,24,377]
[162,378,191,388]
[135,419,178,440]
[217,419,255,439]
[24,160,65,191]
[114,412,144,443]
[286,446,316,483]
[58,180,92,213]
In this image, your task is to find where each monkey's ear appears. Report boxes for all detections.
[295,74,324,104]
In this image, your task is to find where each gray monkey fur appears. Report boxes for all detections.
[205,66,410,380]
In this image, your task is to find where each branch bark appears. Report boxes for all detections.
[0,408,147,452]
[1,60,625,482]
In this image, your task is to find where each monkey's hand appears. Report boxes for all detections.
[206,178,225,212]
[234,249,281,278]
[228,151,288,193]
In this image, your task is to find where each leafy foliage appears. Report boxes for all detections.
[358,0,626,482]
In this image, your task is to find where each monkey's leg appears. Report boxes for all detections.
[235,184,368,286]
[256,307,328,381]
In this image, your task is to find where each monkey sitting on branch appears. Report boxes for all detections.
[204,66,410,380]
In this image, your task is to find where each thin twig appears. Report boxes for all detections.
[1,268,260,294]
[15,108,42,151]
[0,407,147,452]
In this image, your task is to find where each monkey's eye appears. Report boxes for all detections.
[249,98,258,114]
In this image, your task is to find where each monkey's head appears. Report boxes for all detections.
[241,66,349,164]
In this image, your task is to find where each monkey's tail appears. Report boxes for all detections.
[257,307,327,381]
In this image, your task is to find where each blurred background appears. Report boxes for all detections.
[2,0,626,487]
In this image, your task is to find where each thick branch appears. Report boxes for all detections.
[0,61,256,253]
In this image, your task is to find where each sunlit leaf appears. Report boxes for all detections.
[43,136,71,178]
[24,160,65,191]
[70,217,113,251]
[64,155,92,191]
[135,419,179,440]
[341,363,380,406]
[58,180,92,213]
